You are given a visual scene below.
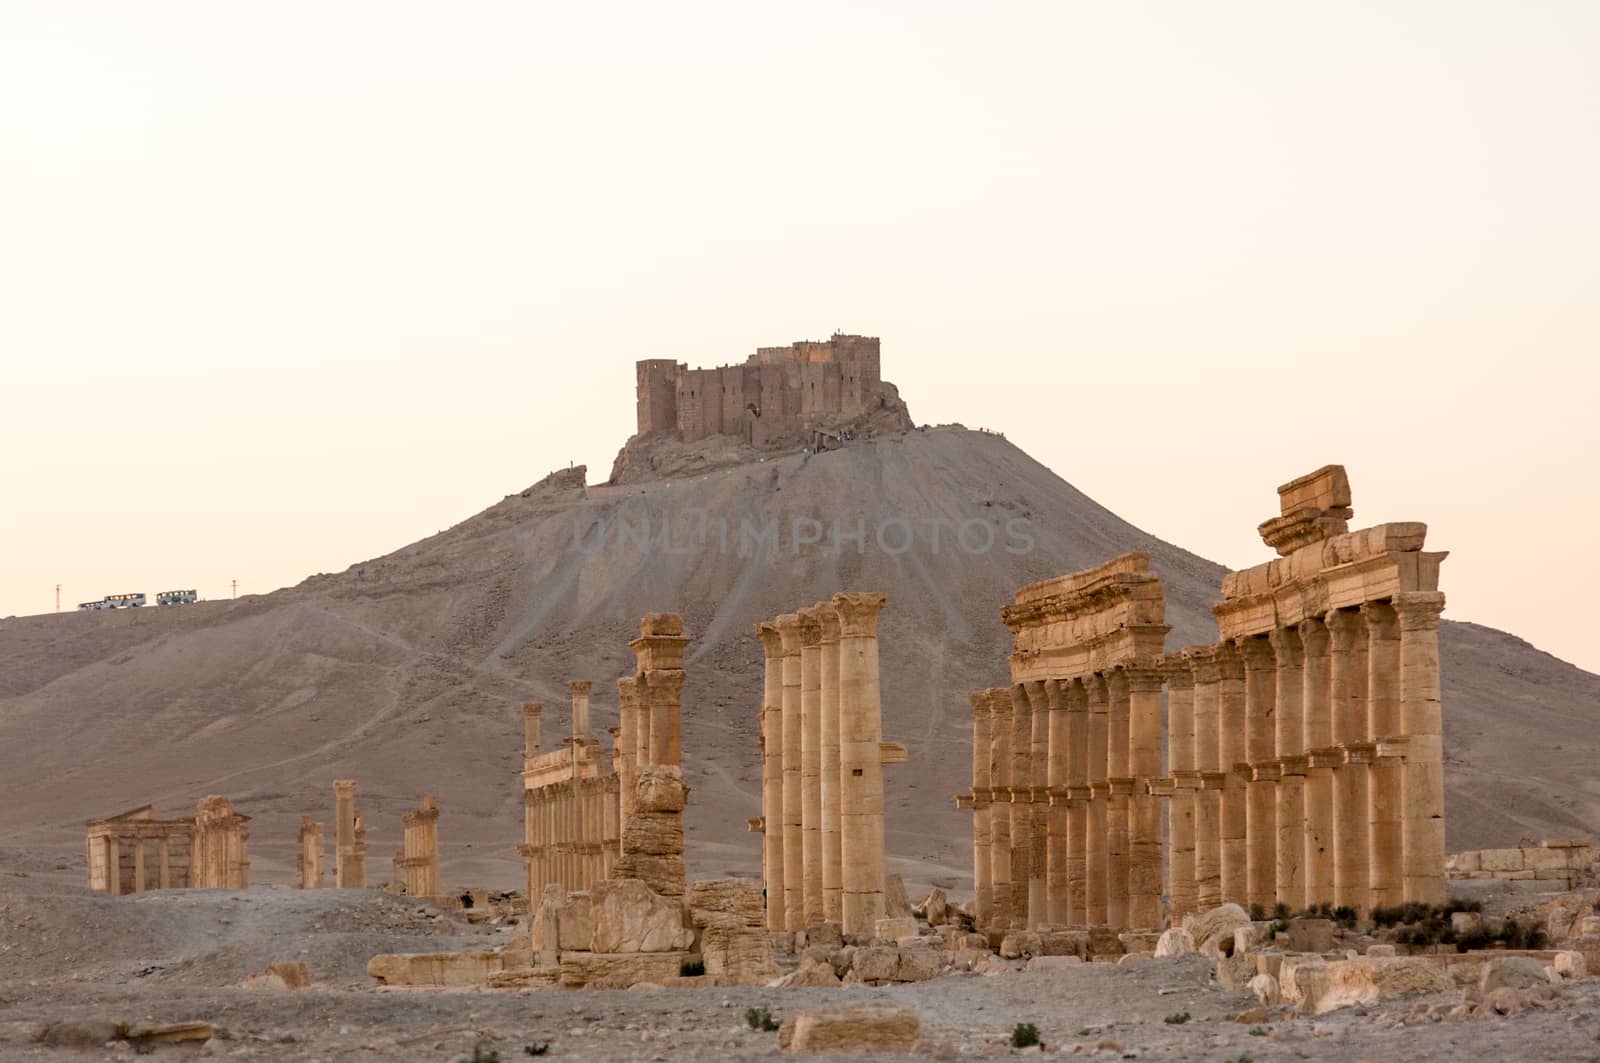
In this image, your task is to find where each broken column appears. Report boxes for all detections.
[755,621,787,933]
[398,795,441,898]
[834,590,888,939]
[193,795,249,889]
[298,817,325,889]
[334,779,365,889]
[618,613,691,898]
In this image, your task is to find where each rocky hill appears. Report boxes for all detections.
[1,426,1595,894]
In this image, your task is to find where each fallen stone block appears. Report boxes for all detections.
[780,1003,921,1053]
[589,878,693,953]
[1154,927,1195,957]
[367,950,510,987]
[1294,957,1453,1015]
[894,948,941,982]
[243,962,310,990]
[916,886,950,926]
[558,951,689,989]
[1479,955,1549,992]
[776,955,842,987]
[848,945,900,984]
[883,874,913,919]
[1248,972,1282,1005]
[1000,932,1043,959]
[1183,903,1251,956]
[702,925,779,986]
[875,916,918,942]
[1025,955,1083,971]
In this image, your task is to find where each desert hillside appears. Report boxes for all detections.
[1,427,1595,893]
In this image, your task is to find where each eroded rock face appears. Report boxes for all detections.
[1154,928,1196,957]
[633,765,688,813]
[243,962,310,990]
[1183,903,1251,956]
[589,878,693,953]
[883,874,913,919]
[780,1003,921,1053]
[1479,955,1549,992]
[1292,957,1454,1014]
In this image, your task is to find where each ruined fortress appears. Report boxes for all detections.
[634,333,911,446]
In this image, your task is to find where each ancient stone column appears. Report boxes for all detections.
[834,591,889,939]
[570,680,592,739]
[1240,636,1278,913]
[1025,679,1050,929]
[1085,673,1110,925]
[1396,591,1446,905]
[775,612,806,932]
[1008,683,1034,929]
[1044,678,1070,926]
[1271,626,1306,912]
[1163,658,1198,923]
[1327,607,1370,913]
[1363,600,1404,911]
[755,621,787,932]
[298,817,325,889]
[798,606,825,926]
[1216,643,1247,908]
[988,687,1013,929]
[615,681,638,845]
[1105,669,1130,928]
[523,701,543,758]
[620,613,692,898]
[1300,616,1336,907]
[1127,665,1164,929]
[969,691,994,927]
[409,795,441,897]
[334,779,364,889]
[1065,678,1090,925]
[1189,647,1223,910]
[819,603,844,923]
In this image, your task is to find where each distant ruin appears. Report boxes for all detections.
[86,797,250,893]
[633,333,912,448]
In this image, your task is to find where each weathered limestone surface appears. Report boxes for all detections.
[779,1003,921,1054]
[687,878,765,929]
[589,878,694,953]
[558,950,688,990]
[296,818,325,890]
[85,804,196,894]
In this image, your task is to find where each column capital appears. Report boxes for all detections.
[1215,641,1245,681]
[1085,673,1110,711]
[1268,625,1304,666]
[773,612,804,654]
[754,620,784,657]
[1237,635,1275,671]
[1106,667,1130,700]
[1123,664,1165,693]
[832,590,888,636]
[1393,591,1446,632]
[1159,654,1195,689]
[816,602,841,643]
[569,680,593,696]
[521,701,544,719]
[1324,607,1363,650]
[1044,677,1068,711]
[1183,644,1221,684]
[985,686,1013,720]
[1063,676,1089,713]
[796,606,824,647]
[968,690,991,718]
[644,668,686,699]
[333,779,358,797]
[1360,599,1399,640]
[1298,615,1330,656]
[1009,682,1032,717]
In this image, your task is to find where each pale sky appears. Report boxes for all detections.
[3,2,1597,671]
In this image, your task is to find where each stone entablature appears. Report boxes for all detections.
[1447,839,1598,890]
[635,333,909,446]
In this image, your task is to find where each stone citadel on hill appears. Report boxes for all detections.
[633,332,914,448]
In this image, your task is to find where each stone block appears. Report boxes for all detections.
[1086,925,1125,959]
[848,945,900,984]
[622,810,685,856]
[1293,957,1452,1015]
[1480,955,1549,992]
[1446,851,1480,874]
[687,878,765,928]
[1524,847,1576,871]
[1042,929,1090,957]
[367,950,509,987]
[780,1004,921,1054]
[1278,954,1327,1008]
[883,874,912,918]
[1154,928,1195,957]
[633,764,688,813]
[894,948,941,982]
[1479,849,1525,873]
[1553,951,1587,979]
[1285,917,1335,954]
[610,852,686,897]
[776,955,842,987]
[1183,903,1251,955]
[1025,955,1084,970]
[999,932,1043,959]
[701,925,779,985]
[589,878,693,953]
[558,951,688,989]
[244,961,310,989]
[1248,972,1281,1005]
[875,917,918,942]
[1119,929,1162,954]
[807,920,844,949]
[1366,944,1396,958]
[915,886,950,926]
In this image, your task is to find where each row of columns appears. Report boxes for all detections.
[519,684,623,899]
[1165,592,1446,921]
[754,592,891,939]
[964,666,1164,930]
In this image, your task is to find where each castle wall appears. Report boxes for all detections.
[634,334,886,443]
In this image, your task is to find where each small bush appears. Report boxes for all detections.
[1163,1011,1191,1025]
[679,959,705,977]
[746,1006,780,1032]
[1010,1023,1042,1049]
[1331,906,1358,929]
[1226,1056,1255,1063]
[461,1046,502,1063]
[1455,925,1495,953]
[1274,901,1291,920]
[1249,903,1267,921]
[524,1045,549,1058]
[1248,1025,1267,1036]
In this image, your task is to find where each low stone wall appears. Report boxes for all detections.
[1446,839,1598,889]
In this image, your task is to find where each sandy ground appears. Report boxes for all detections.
[5,882,1600,1062]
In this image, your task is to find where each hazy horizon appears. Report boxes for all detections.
[4,1,1597,671]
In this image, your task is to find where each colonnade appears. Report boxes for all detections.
[753,592,898,939]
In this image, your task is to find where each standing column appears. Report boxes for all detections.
[1300,617,1336,907]
[1240,636,1278,913]
[797,607,825,926]
[1217,644,1247,908]
[775,613,806,933]
[1025,680,1050,928]
[1396,592,1446,905]
[969,691,995,927]
[1271,626,1307,912]
[570,680,592,738]
[334,779,362,888]
[1127,665,1164,929]
[1105,669,1131,928]
[1044,679,1070,926]
[755,622,787,932]
[1065,679,1089,925]
[523,701,543,758]
[819,604,844,922]
[1163,658,1198,923]
[1189,648,1223,910]
[1008,683,1034,929]
[987,688,1013,929]
[1085,674,1110,925]
[615,681,638,849]
[1363,601,1404,911]
[834,591,889,940]
[1327,608,1370,913]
